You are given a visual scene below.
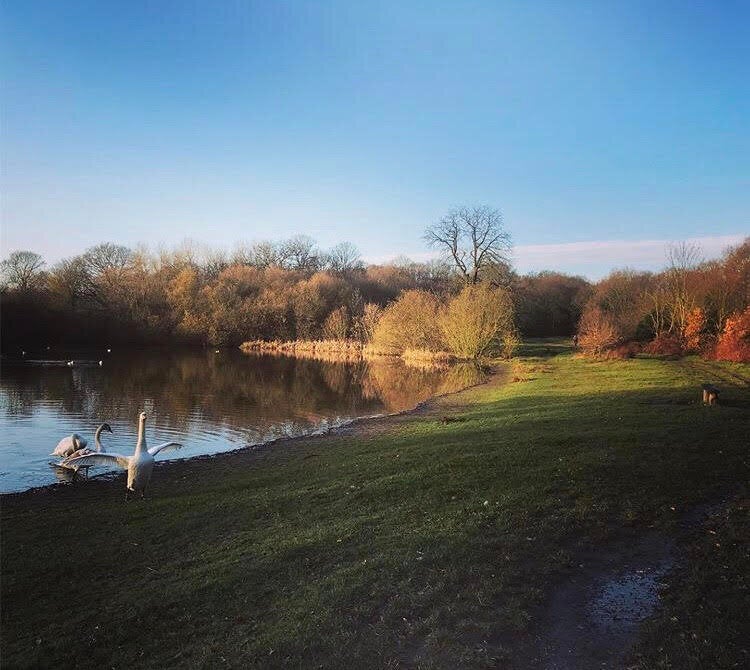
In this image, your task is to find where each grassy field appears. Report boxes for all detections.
[2,341,748,669]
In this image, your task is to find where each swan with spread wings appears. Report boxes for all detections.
[66,412,183,499]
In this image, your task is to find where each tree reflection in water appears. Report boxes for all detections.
[0,350,487,491]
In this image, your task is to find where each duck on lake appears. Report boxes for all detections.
[65,412,183,500]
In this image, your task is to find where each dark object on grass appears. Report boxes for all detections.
[441,416,468,424]
[702,384,720,406]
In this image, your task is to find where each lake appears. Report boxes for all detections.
[0,348,486,492]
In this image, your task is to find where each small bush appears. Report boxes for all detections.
[682,307,707,353]
[607,341,641,359]
[713,307,750,362]
[500,328,521,359]
[371,290,444,354]
[644,332,684,357]
[354,303,381,343]
[577,307,620,355]
[440,284,515,359]
[322,306,349,340]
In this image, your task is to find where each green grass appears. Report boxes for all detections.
[633,496,749,669]
[2,341,748,669]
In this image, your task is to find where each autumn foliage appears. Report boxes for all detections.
[440,284,516,359]
[682,307,707,353]
[577,308,620,355]
[3,235,749,362]
[713,308,750,363]
[577,239,750,361]
[643,333,684,357]
[371,290,444,354]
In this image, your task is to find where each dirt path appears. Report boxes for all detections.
[515,532,672,669]
[680,357,750,388]
[506,502,723,670]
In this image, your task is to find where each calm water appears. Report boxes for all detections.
[0,349,485,492]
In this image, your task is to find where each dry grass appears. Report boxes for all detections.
[361,343,397,358]
[240,338,367,361]
[240,339,460,369]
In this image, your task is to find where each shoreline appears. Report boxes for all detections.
[239,338,458,365]
[1,363,504,502]
[3,345,748,669]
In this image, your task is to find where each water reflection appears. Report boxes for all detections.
[0,349,486,492]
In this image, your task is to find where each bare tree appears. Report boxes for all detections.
[48,257,98,309]
[81,243,132,276]
[424,205,511,284]
[201,248,229,279]
[1,251,45,290]
[664,241,703,334]
[355,302,382,342]
[280,235,321,272]
[325,242,363,274]
[249,241,282,269]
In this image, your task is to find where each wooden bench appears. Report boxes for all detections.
[702,383,720,406]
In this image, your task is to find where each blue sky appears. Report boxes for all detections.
[1,1,747,277]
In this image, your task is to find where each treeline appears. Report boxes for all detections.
[577,240,750,362]
[0,235,589,352]
[5,234,744,361]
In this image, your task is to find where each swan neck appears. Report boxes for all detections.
[95,425,103,452]
[136,417,147,454]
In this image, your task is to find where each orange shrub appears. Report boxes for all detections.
[577,307,620,355]
[713,307,750,362]
[644,332,684,357]
[682,307,706,353]
[607,341,642,359]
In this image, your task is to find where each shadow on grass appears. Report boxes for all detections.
[515,338,574,359]
[2,370,749,669]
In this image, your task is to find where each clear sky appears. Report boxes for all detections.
[1,1,747,278]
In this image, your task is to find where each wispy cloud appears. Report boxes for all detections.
[367,233,747,279]
[513,234,746,278]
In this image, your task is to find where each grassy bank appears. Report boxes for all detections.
[2,341,748,668]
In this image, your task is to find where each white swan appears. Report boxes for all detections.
[51,433,87,458]
[51,423,113,480]
[51,423,112,458]
[66,412,183,500]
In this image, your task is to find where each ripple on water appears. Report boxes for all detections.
[0,349,479,492]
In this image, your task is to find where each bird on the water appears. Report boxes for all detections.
[65,412,183,500]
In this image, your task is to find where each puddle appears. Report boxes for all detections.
[496,501,729,669]
[590,564,670,634]
[515,532,674,669]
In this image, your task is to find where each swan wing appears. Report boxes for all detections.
[51,434,87,457]
[147,442,183,457]
[51,436,74,456]
[65,452,131,470]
